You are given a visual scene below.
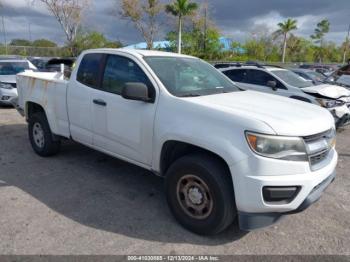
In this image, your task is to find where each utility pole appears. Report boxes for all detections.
[203,3,207,53]
[1,16,7,55]
[28,22,32,42]
[343,24,350,64]
[28,22,33,57]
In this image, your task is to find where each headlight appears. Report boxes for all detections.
[326,128,336,149]
[316,98,345,108]
[0,82,13,89]
[246,132,308,161]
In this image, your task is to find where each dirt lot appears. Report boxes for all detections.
[0,107,349,255]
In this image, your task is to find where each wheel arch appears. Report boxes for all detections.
[25,101,46,121]
[159,140,232,180]
[25,101,60,141]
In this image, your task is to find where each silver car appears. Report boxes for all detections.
[0,59,37,106]
[291,68,326,85]
[220,64,350,128]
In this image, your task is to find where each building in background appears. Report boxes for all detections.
[124,37,246,54]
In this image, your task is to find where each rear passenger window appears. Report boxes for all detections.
[102,55,154,97]
[77,53,104,88]
[224,69,247,83]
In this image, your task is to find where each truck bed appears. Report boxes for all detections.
[16,71,71,138]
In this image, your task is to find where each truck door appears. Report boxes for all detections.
[90,54,157,166]
[67,53,105,146]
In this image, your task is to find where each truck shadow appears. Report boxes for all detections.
[0,123,248,245]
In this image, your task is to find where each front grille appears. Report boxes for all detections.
[309,149,330,166]
[9,83,16,88]
[303,129,332,143]
[303,129,334,171]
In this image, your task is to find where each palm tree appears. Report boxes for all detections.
[165,0,198,54]
[274,18,298,63]
[311,19,330,63]
[311,19,330,46]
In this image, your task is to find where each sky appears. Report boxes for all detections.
[1,0,350,46]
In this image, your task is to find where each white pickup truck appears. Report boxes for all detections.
[16,49,338,235]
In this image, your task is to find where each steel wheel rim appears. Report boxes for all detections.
[176,174,213,220]
[33,122,45,148]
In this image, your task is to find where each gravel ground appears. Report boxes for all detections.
[0,107,349,255]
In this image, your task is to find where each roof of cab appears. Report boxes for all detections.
[84,48,195,59]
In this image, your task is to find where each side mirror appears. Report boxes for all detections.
[267,80,277,90]
[122,82,151,102]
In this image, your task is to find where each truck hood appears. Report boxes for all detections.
[301,84,350,99]
[189,91,334,136]
[0,75,16,84]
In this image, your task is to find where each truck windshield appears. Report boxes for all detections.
[271,70,313,88]
[144,56,240,97]
[0,62,30,75]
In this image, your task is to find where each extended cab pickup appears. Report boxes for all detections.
[16,49,338,235]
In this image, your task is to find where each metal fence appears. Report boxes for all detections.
[0,45,70,57]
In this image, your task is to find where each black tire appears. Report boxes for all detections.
[28,112,61,157]
[165,153,237,235]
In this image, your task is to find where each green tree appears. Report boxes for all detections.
[32,39,58,47]
[274,18,298,63]
[311,19,330,45]
[322,42,342,63]
[311,19,330,62]
[286,35,315,62]
[342,25,350,64]
[9,39,32,46]
[165,0,198,54]
[72,31,123,55]
[244,37,279,62]
[341,38,350,64]
[166,11,221,59]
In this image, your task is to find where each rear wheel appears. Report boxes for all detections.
[165,154,237,235]
[28,113,61,157]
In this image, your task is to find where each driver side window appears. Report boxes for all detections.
[102,55,155,98]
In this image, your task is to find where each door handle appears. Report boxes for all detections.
[93,99,107,106]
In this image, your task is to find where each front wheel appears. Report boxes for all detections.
[165,154,237,235]
[28,113,61,157]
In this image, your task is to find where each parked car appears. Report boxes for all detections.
[291,68,327,85]
[0,58,37,106]
[314,67,333,76]
[16,49,337,235]
[28,57,75,78]
[0,55,24,60]
[325,64,350,88]
[28,57,52,71]
[299,64,338,76]
[220,64,350,128]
